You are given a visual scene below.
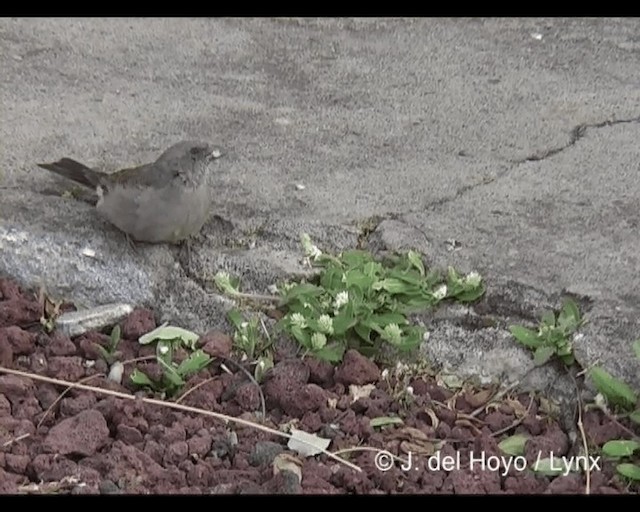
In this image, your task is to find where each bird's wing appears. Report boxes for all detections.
[101,161,182,190]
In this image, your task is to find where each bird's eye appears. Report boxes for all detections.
[190,147,202,156]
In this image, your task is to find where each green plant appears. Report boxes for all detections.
[227,309,274,383]
[589,339,640,483]
[94,324,122,364]
[129,324,212,397]
[509,298,584,366]
[215,234,485,363]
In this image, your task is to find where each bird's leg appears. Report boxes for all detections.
[124,233,139,254]
[181,238,193,274]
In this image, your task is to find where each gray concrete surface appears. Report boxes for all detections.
[1,18,639,396]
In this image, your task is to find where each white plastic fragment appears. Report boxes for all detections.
[55,303,134,338]
[108,362,124,384]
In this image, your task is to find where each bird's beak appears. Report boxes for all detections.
[209,148,224,160]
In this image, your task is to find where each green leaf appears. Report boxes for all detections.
[589,367,637,409]
[158,358,184,388]
[452,285,486,302]
[109,324,121,350]
[396,329,423,352]
[340,250,374,268]
[156,339,173,366]
[370,416,404,428]
[362,261,383,278]
[629,410,640,425]
[312,343,345,363]
[332,308,357,336]
[560,353,575,366]
[616,463,640,481]
[367,312,408,327]
[633,339,640,360]
[94,343,112,362]
[391,273,424,289]
[320,266,345,291]
[290,325,311,347]
[354,323,372,342]
[227,309,245,329]
[541,311,556,327]
[344,270,376,291]
[406,250,425,277]
[602,440,640,458]
[560,299,580,324]
[176,349,211,378]
[139,323,200,350]
[498,434,529,456]
[509,325,541,348]
[532,457,564,476]
[254,355,274,383]
[130,369,155,387]
[533,346,556,366]
[371,278,410,294]
[281,283,325,302]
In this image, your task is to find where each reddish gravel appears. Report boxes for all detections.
[0,276,638,494]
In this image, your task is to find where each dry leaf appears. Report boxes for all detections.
[273,453,303,482]
[465,388,494,409]
[393,427,430,442]
[423,408,440,429]
[349,384,375,403]
[505,397,529,418]
[539,397,560,417]
[454,419,482,435]
[370,416,404,428]
[399,440,437,456]
[438,374,464,390]
[287,428,331,457]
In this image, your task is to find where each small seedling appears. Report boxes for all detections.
[94,324,122,364]
[227,310,272,360]
[509,298,584,366]
[130,324,212,397]
[227,309,274,383]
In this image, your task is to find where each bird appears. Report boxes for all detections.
[36,140,224,244]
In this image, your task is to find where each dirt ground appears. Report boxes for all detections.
[0,276,637,494]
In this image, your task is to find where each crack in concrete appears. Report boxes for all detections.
[514,115,640,164]
[349,114,640,255]
[406,115,640,216]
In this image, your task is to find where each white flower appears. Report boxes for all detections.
[290,312,307,328]
[383,324,403,345]
[465,271,482,287]
[333,291,349,310]
[381,369,389,380]
[406,386,414,396]
[433,284,448,300]
[422,330,431,342]
[311,332,327,350]
[317,314,334,335]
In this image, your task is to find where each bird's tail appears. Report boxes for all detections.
[37,158,101,189]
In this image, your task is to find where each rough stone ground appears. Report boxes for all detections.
[2,18,640,395]
[1,277,637,495]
